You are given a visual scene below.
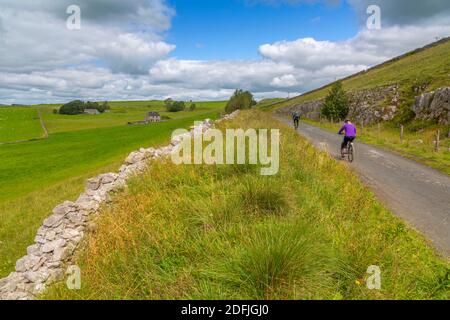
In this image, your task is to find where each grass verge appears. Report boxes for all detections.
[302,118,450,175]
[44,110,449,300]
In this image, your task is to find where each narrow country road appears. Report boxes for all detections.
[277,117,450,258]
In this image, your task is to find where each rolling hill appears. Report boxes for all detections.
[263,37,450,112]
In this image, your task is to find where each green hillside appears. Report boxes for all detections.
[264,38,450,111]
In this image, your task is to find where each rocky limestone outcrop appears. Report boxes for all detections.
[276,85,399,125]
[349,85,399,123]
[412,87,450,124]
[0,111,240,300]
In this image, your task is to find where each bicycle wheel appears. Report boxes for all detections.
[347,144,354,163]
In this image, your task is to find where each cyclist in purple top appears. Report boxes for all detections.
[338,119,357,158]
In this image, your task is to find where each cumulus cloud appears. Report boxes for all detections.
[0,0,174,31]
[0,1,175,74]
[149,59,296,91]
[260,23,450,75]
[0,1,449,104]
[271,74,298,88]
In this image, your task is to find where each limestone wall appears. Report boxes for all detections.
[0,111,239,300]
[276,85,399,125]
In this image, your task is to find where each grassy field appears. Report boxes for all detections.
[302,119,450,175]
[264,39,450,111]
[38,101,226,133]
[256,98,286,109]
[0,107,44,143]
[0,101,225,278]
[44,110,449,300]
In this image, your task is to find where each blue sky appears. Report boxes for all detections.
[0,0,449,104]
[168,0,359,60]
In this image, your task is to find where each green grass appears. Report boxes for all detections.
[0,102,225,278]
[302,118,450,175]
[256,98,286,109]
[44,110,449,300]
[39,101,226,134]
[0,107,44,143]
[265,39,450,111]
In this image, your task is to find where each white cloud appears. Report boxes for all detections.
[0,1,449,104]
[271,74,298,88]
[0,2,175,74]
[259,24,450,70]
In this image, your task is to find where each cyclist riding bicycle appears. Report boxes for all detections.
[292,111,300,129]
[338,119,357,158]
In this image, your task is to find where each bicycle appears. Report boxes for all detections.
[341,141,355,163]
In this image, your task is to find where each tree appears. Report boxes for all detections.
[97,101,111,113]
[225,89,256,114]
[59,100,85,115]
[59,100,110,115]
[189,103,196,111]
[166,100,185,112]
[321,81,349,121]
[85,101,99,110]
[164,98,174,110]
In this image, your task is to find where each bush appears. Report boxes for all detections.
[58,100,110,115]
[165,99,186,112]
[189,103,196,111]
[59,100,85,115]
[97,101,111,113]
[321,81,349,121]
[225,89,256,114]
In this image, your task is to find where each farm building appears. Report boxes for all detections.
[145,112,161,123]
[84,109,100,115]
[128,111,162,126]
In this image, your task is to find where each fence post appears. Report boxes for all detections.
[360,121,364,135]
[400,125,404,143]
[435,130,440,152]
[377,123,381,140]
[331,116,333,124]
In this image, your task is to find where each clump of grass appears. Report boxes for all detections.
[209,221,334,299]
[238,178,289,216]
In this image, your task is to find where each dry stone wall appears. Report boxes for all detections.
[276,85,399,125]
[276,85,450,126]
[0,111,239,300]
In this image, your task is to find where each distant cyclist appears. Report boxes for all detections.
[292,111,300,129]
[338,119,357,158]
